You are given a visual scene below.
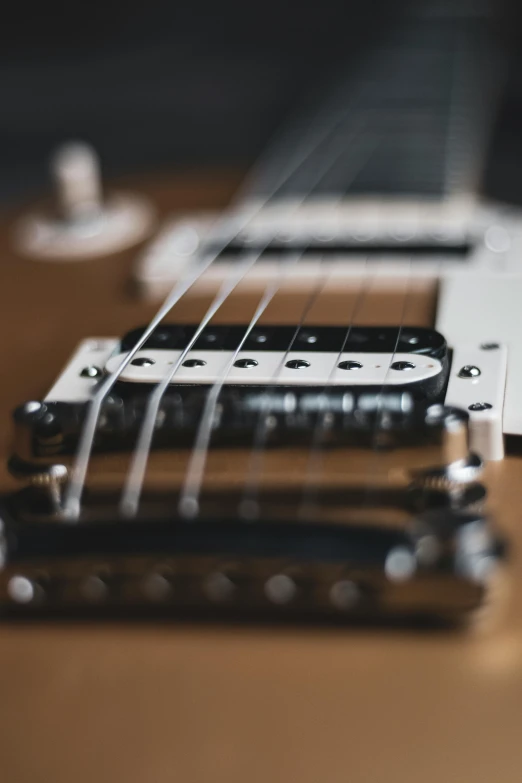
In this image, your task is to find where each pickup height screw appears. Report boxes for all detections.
[469,402,493,411]
[234,358,258,368]
[285,359,310,369]
[391,361,415,371]
[131,357,155,367]
[338,360,363,370]
[458,365,481,378]
[80,365,102,378]
[182,359,206,367]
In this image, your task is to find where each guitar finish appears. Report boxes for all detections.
[0,174,521,783]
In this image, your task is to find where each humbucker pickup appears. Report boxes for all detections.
[12,326,450,467]
[1,323,506,627]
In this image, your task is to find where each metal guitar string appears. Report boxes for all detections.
[238,138,379,520]
[119,123,368,517]
[296,254,374,518]
[361,259,414,512]
[119,247,272,517]
[297,257,413,521]
[352,24,481,515]
[237,266,330,520]
[177,257,299,519]
[158,129,375,517]
[296,23,478,521]
[62,110,366,520]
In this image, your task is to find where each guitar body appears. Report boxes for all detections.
[0,172,520,783]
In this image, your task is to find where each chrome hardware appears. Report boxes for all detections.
[384,547,417,582]
[458,365,481,378]
[131,357,155,367]
[285,359,310,369]
[7,575,35,604]
[338,360,363,370]
[233,358,258,368]
[264,574,297,604]
[468,402,493,411]
[30,464,68,510]
[391,361,415,371]
[80,575,108,602]
[182,359,206,367]
[329,580,360,610]
[204,572,236,603]
[80,365,103,378]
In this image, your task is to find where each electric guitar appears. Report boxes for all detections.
[1,9,515,631]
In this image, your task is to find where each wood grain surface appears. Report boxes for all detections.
[0,173,521,783]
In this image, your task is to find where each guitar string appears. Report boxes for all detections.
[119,247,272,517]
[297,257,414,521]
[237,265,330,520]
[119,124,368,517]
[159,130,375,518]
[362,261,414,511]
[61,112,366,520]
[238,136,380,519]
[295,23,472,518]
[352,26,471,515]
[296,254,374,518]
[356,21,478,515]
[177,255,301,519]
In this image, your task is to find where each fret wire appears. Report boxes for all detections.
[61,116,367,521]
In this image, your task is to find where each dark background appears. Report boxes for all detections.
[1,0,522,203]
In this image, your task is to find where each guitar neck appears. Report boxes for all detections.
[250,9,502,203]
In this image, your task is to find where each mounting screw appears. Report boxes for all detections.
[285,359,310,370]
[480,343,499,351]
[329,580,360,610]
[80,365,102,378]
[234,358,258,368]
[142,571,173,602]
[182,359,206,367]
[299,332,318,344]
[264,574,297,604]
[131,357,155,367]
[17,401,45,422]
[7,575,36,604]
[468,402,493,411]
[338,360,363,371]
[204,572,236,603]
[391,361,415,371]
[458,365,481,378]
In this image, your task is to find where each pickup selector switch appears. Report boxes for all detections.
[13,141,156,261]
